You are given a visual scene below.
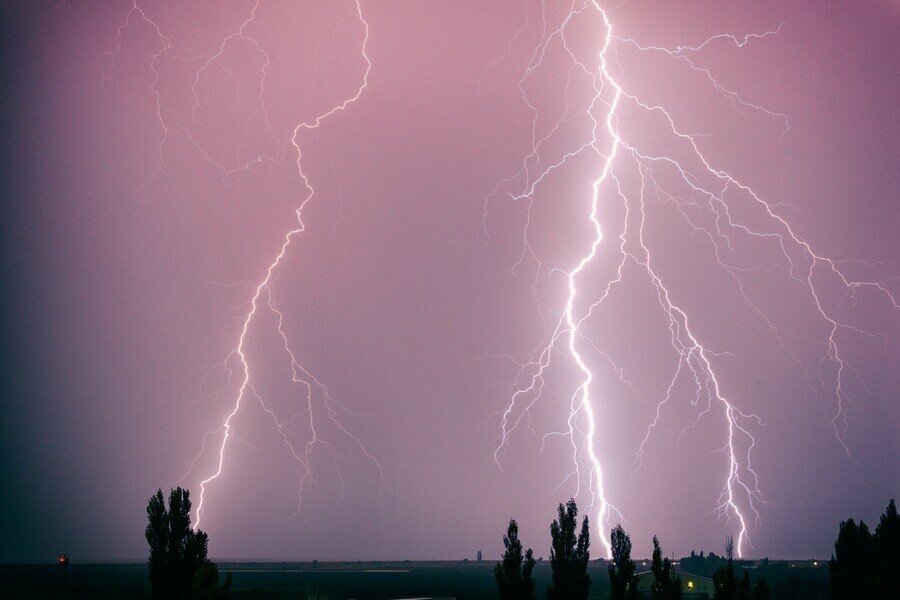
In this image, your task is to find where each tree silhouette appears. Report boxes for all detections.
[193,562,231,600]
[650,535,682,600]
[738,569,751,600]
[712,536,751,600]
[873,499,899,599]
[829,518,872,599]
[146,489,169,595]
[495,518,536,600]
[548,499,590,600]
[829,498,899,600]
[608,525,637,600]
[146,487,231,599]
[749,578,770,600]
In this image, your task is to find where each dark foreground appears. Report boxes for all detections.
[2,560,829,599]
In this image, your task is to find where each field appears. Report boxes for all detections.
[1,559,829,599]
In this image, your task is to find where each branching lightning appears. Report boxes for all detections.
[97,0,896,558]
[101,0,381,530]
[484,0,897,558]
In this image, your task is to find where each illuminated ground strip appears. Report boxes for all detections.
[486,0,897,558]
[102,1,382,529]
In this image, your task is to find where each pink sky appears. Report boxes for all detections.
[1,0,897,562]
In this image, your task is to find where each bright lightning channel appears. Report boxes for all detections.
[194,0,381,529]
[484,0,897,559]
[101,0,382,530]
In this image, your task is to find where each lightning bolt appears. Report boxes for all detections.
[484,0,897,558]
[193,1,382,529]
[100,0,381,530]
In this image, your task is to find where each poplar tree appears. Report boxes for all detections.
[651,535,682,600]
[873,499,899,599]
[548,499,591,600]
[494,518,536,600]
[712,537,750,600]
[145,487,231,599]
[828,518,872,599]
[608,525,637,600]
[829,498,899,599]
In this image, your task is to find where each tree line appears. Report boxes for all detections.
[141,489,897,599]
[829,499,898,599]
[494,498,701,600]
[495,498,899,600]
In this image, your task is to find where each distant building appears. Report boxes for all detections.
[635,570,714,599]
[476,550,483,562]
